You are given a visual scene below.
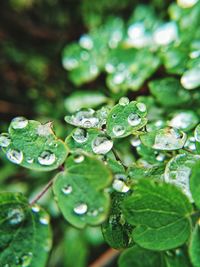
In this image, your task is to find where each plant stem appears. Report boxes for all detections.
[29,178,54,205]
[89,248,119,267]
[111,148,127,170]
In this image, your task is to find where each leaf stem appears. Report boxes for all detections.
[29,178,54,205]
[111,148,127,170]
[89,248,119,267]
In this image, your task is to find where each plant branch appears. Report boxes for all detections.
[89,248,120,267]
[29,178,54,205]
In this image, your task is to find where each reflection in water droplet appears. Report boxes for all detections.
[74,154,85,163]
[119,97,129,106]
[38,151,56,166]
[0,133,11,147]
[6,149,23,164]
[74,203,88,215]
[21,252,33,267]
[11,117,28,129]
[62,185,73,195]
[8,208,25,225]
[72,128,88,143]
[136,102,146,112]
[112,125,125,137]
[92,136,113,154]
[128,113,141,126]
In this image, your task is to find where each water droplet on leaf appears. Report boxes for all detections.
[11,117,28,129]
[39,214,50,225]
[38,151,56,166]
[8,208,25,225]
[74,154,85,163]
[62,185,72,195]
[6,149,23,164]
[21,252,33,267]
[72,128,88,143]
[112,125,125,137]
[74,203,88,215]
[128,113,141,126]
[119,97,129,106]
[0,133,11,147]
[136,102,146,112]
[92,136,113,154]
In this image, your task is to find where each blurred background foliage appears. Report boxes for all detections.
[0,0,200,266]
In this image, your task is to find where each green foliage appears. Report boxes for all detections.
[1,0,200,266]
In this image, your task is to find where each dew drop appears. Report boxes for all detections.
[7,208,25,225]
[156,153,166,162]
[153,22,178,46]
[27,157,34,164]
[118,97,129,106]
[128,113,141,126]
[6,149,23,164]
[130,136,141,147]
[62,185,73,195]
[136,102,146,112]
[31,204,40,213]
[181,68,200,90]
[0,133,11,147]
[38,151,56,166]
[71,109,99,128]
[72,128,88,143]
[112,179,130,193]
[74,203,88,215]
[74,154,85,163]
[112,125,125,137]
[79,34,93,50]
[11,117,28,129]
[92,136,113,154]
[39,214,50,225]
[21,252,33,267]
[63,58,79,70]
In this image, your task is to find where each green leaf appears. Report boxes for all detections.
[53,153,112,228]
[64,91,107,113]
[65,128,113,155]
[101,192,133,249]
[189,222,200,267]
[164,249,191,267]
[149,77,191,107]
[122,179,192,250]
[118,245,164,267]
[140,127,187,151]
[190,161,200,209]
[194,124,200,153]
[0,117,68,171]
[0,192,52,267]
[106,99,147,138]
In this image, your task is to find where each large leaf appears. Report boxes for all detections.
[53,153,112,228]
[0,117,68,171]
[122,179,192,250]
[0,192,52,267]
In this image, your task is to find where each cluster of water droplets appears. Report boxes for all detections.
[65,109,100,129]
[153,127,186,150]
[112,173,130,193]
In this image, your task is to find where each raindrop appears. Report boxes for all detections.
[74,203,88,215]
[11,117,28,129]
[112,179,130,193]
[31,204,40,213]
[39,214,50,225]
[0,133,11,147]
[136,102,146,112]
[6,149,23,164]
[119,97,129,106]
[7,208,25,225]
[21,252,33,267]
[112,125,125,137]
[128,113,141,126]
[62,185,72,195]
[181,68,200,90]
[79,34,93,50]
[72,128,88,143]
[92,136,113,154]
[38,151,56,166]
[74,154,85,163]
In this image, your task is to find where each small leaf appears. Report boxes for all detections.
[102,192,133,249]
[118,245,164,267]
[106,100,147,138]
[190,161,200,209]
[122,179,192,250]
[0,118,68,171]
[189,222,200,267]
[140,127,187,151]
[0,193,52,267]
[53,153,112,228]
